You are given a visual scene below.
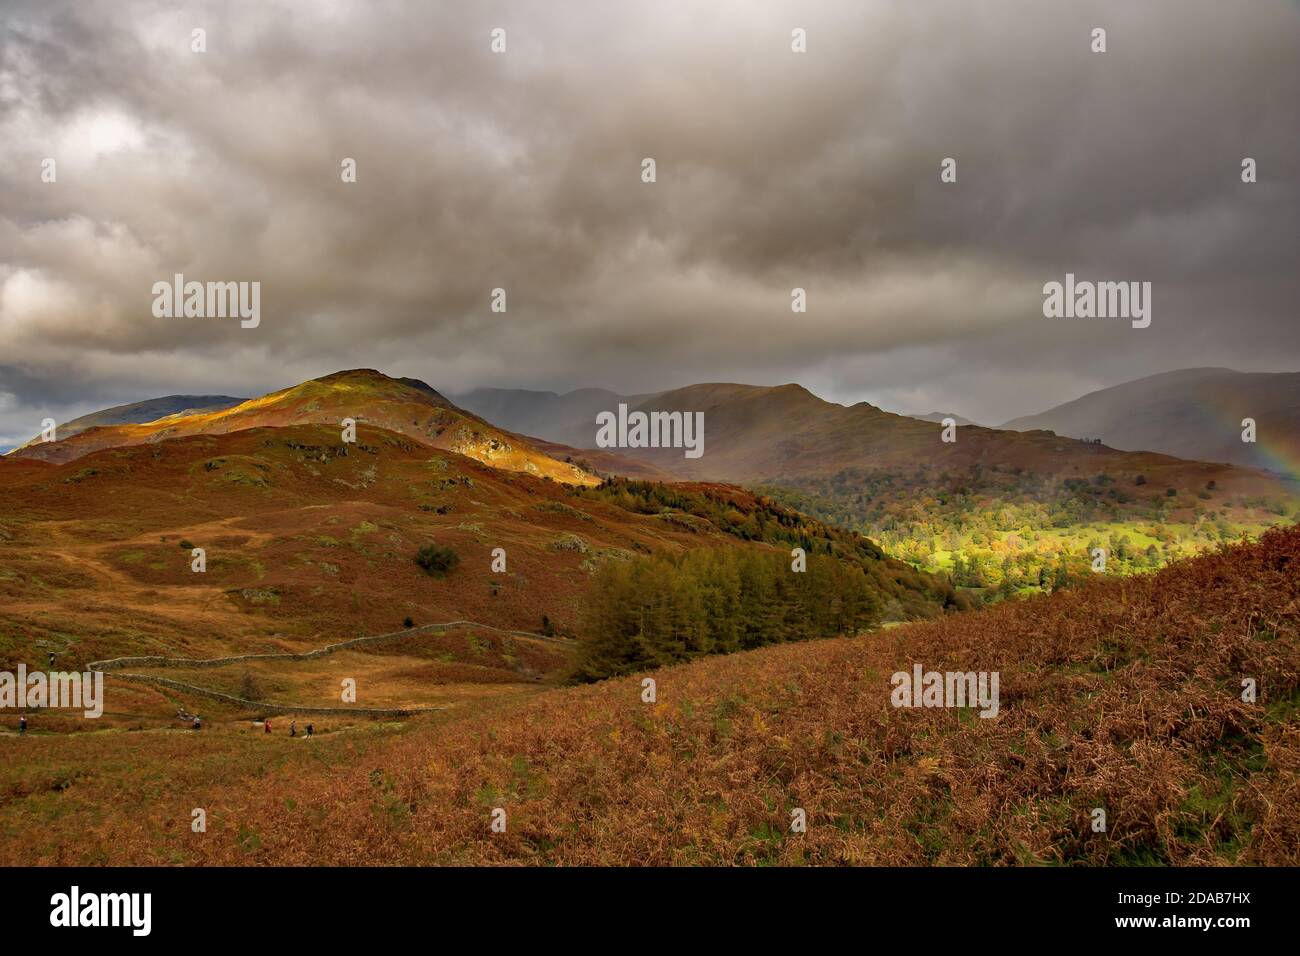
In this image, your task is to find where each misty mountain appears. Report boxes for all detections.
[1000,368,1300,476]
[597,383,1149,482]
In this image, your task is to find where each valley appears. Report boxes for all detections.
[473,379,1298,593]
[1,366,1295,869]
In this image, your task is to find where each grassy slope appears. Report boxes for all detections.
[0,423,779,670]
[2,525,1295,865]
[0,419,951,718]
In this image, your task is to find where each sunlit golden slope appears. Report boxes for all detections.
[8,369,599,486]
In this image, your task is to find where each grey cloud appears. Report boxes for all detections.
[0,0,1295,439]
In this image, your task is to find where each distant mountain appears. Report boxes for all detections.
[453,386,661,449]
[599,383,1126,479]
[908,411,981,426]
[9,394,245,453]
[450,378,1295,505]
[582,381,1294,503]
[1000,368,1300,477]
[582,381,1297,589]
[7,370,598,485]
[456,387,990,463]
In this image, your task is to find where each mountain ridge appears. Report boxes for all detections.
[7,369,599,486]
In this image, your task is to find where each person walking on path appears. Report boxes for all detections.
[306,722,314,737]
[18,715,27,735]
[264,718,272,735]
[290,720,297,738]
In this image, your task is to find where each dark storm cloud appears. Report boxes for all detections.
[0,0,1296,441]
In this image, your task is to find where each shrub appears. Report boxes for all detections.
[238,672,262,701]
[415,543,459,577]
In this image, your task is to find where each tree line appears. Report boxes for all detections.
[572,546,883,681]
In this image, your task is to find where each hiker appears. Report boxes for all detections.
[47,652,55,666]
[192,716,202,731]
[290,720,297,738]
[18,715,26,735]
[306,722,314,737]
[264,719,272,734]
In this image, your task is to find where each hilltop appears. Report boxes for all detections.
[7,370,597,486]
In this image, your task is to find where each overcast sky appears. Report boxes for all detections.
[1,0,1296,446]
